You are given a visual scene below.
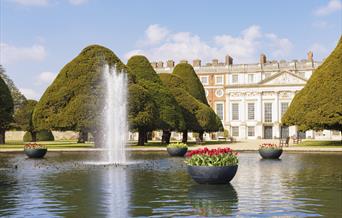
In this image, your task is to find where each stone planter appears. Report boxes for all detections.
[167,147,188,157]
[187,165,238,184]
[24,148,47,158]
[259,149,283,159]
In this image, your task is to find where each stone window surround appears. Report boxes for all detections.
[215,101,224,121]
[214,75,224,85]
[199,75,209,85]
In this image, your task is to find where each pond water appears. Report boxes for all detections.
[0,151,341,217]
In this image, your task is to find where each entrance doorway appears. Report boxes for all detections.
[264,126,273,139]
[280,126,289,138]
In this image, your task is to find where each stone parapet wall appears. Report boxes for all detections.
[5,131,79,141]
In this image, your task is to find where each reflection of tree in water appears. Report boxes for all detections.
[283,153,342,217]
[187,184,238,217]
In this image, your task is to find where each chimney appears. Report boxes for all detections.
[307,51,313,61]
[225,55,233,65]
[212,59,219,66]
[180,60,188,64]
[151,62,157,68]
[260,54,267,65]
[157,61,164,68]
[167,60,175,68]
[193,59,201,67]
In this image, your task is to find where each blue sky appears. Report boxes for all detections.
[1,0,341,99]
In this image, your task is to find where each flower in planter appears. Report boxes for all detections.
[167,142,188,148]
[24,142,47,149]
[185,147,238,166]
[259,143,282,150]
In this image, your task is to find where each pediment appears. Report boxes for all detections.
[260,71,307,85]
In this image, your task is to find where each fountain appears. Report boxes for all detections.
[102,64,128,165]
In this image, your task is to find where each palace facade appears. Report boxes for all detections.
[152,52,341,140]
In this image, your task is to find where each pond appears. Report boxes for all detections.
[0,151,341,217]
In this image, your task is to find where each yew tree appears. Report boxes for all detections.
[282,37,342,132]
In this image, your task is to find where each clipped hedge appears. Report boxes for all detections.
[23,130,55,142]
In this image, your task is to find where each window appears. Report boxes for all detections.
[232,127,239,137]
[264,72,271,79]
[248,103,255,120]
[248,74,254,83]
[232,74,238,83]
[205,89,209,97]
[215,75,224,85]
[215,89,224,97]
[216,103,224,120]
[298,71,305,78]
[248,126,255,137]
[264,103,272,122]
[281,102,289,118]
[200,76,209,85]
[232,103,239,120]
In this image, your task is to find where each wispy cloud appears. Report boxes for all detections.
[314,0,342,16]
[68,0,87,5]
[125,25,293,64]
[19,87,40,100]
[0,43,47,65]
[36,71,57,85]
[11,0,50,6]
[10,0,88,6]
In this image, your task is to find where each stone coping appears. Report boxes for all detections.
[1,146,342,153]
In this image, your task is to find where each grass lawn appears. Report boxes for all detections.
[0,140,95,149]
[295,140,342,148]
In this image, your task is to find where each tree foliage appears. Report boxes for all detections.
[172,63,209,105]
[33,45,128,136]
[0,76,14,130]
[127,55,185,131]
[0,65,26,111]
[23,130,54,142]
[160,73,223,133]
[282,37,342,131]
[14,100,37,132]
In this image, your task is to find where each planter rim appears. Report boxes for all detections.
[24,148,47,150]
[258,148,282,150]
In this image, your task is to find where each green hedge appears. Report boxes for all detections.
[23,130,55,142]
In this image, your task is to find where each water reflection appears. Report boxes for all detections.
[188,184,238,216]
[0,152,341,217]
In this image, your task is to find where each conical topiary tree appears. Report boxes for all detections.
[282,37,342,132]
[170,63,223,141]
[160,73,223,143]
[127,55,185,145]
[33,45,128,146]
[0,76,14,144]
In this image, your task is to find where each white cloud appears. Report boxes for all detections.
[138,24,170,46]
[36,71,56,85]
[314,0,342,16]
[125,25,293,64]
[0,43,47,65]
[11,0,50,6]
[68,0,87,5]
[309,43,329,58]
[19,88,40,100]
[312,20,330,29]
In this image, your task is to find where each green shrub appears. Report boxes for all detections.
[23,130,55,142]
[167,142,188,148]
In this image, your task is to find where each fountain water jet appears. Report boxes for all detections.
[102,64,128,165]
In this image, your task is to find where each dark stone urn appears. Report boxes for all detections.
[187,165,238,184]
[167,147,188,157]
[259,149,283,159]
[24,148,47,158]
